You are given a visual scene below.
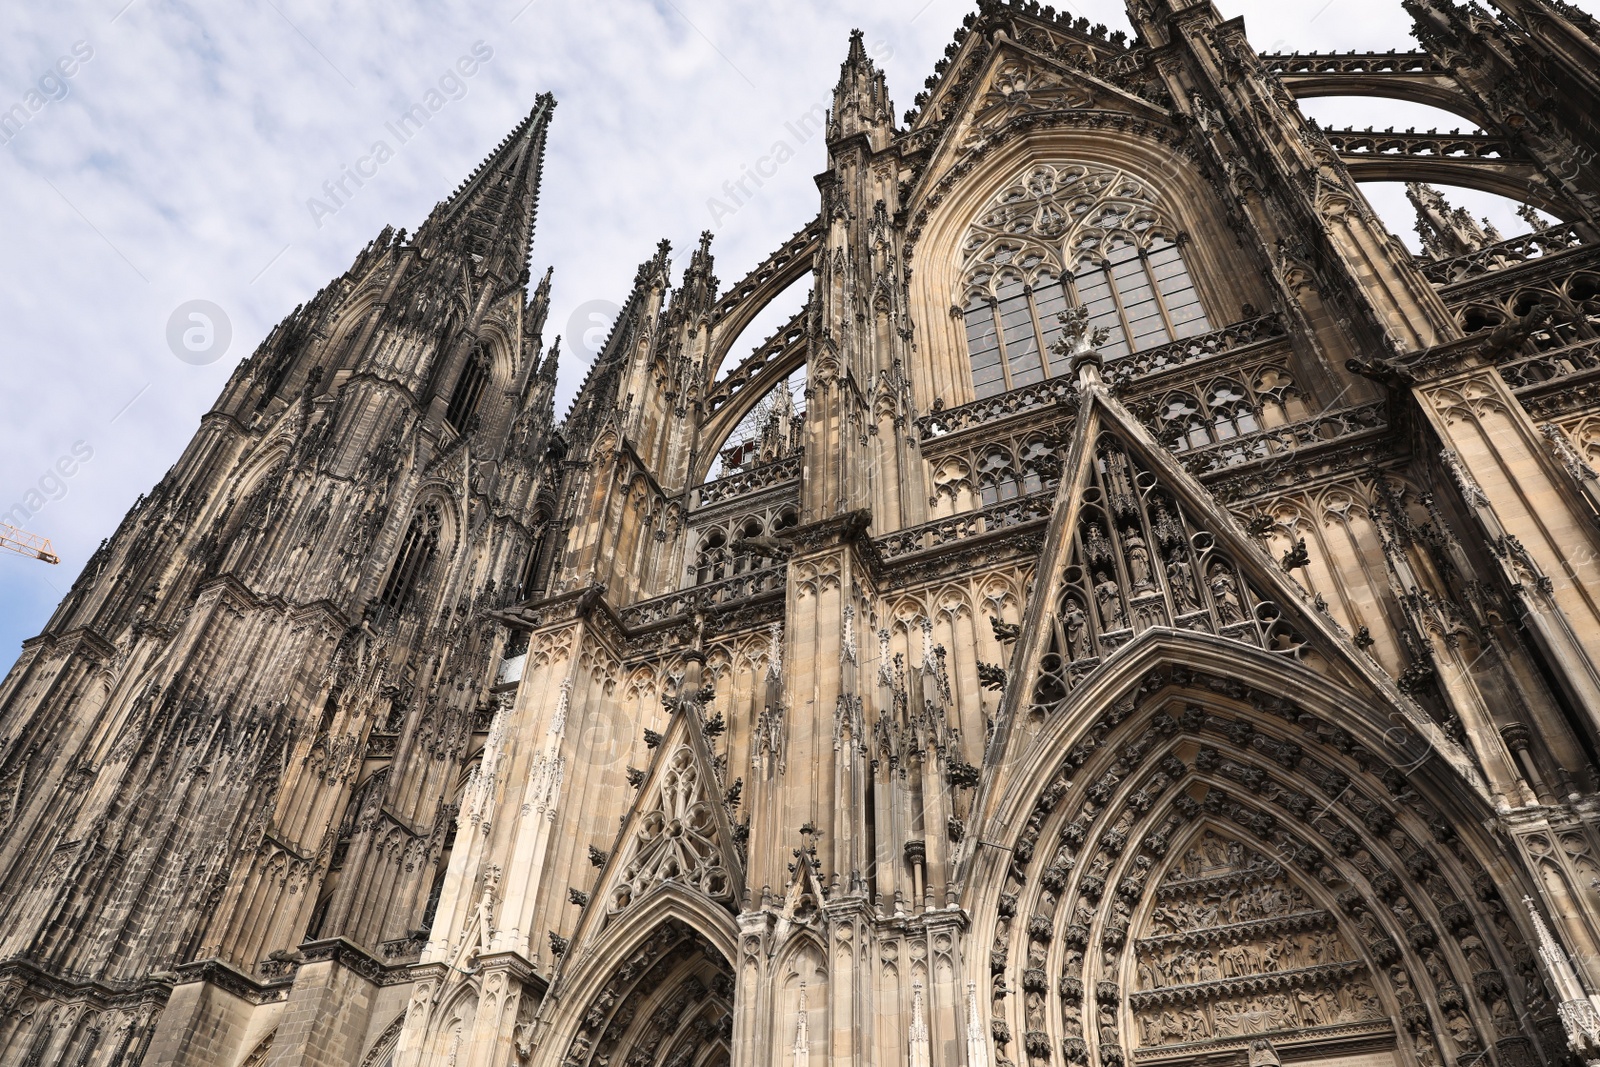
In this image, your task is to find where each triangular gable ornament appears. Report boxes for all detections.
[981,308,1477,788]
[771,825,828,955]
[563,651,745,958]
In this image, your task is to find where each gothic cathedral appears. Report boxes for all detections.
[5,1,1600,1064]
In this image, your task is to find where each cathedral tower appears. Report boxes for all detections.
[0,98,562,1065]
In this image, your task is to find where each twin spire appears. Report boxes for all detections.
[413,93,556,279]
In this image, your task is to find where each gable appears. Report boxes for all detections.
[564,682,746,959]
[907,35,1176,216]
[982,350,1480,792]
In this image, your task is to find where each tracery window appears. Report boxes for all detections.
[960,162,1211,398]
[375,504,441,621]
[690,505,798,585]
[445,345,490,432]
[1205,379,1259,441]
[977,446,1022,505]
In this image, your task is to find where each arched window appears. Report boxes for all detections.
[519,525,548,600]
[960,162,1212,398]
[445,345,490,432]
[1158,394,1209,452]
[977,447,1021,505]
[733,517,766,574]
[694,529,729,584]
[1072,235,1206,359]
[1017,438,1057,494]
[375,504,441,622]
[1205,379,1259,440]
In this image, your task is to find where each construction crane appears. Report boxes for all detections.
[0,522,60,564]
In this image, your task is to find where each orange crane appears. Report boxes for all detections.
[0,522,60,564]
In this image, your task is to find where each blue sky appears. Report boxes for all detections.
[0,0,1585,670]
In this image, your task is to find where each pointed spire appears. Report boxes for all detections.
[1406,182,1498,260]
[830,29,895,145]
[669,230,718,324]
[767,622,784,681]
[965,980,990,1067]
[792,983,811,1067]
[1523,895,1600,1056]
[539,336,561,382]
[526,264,555,341]
[908,981,931,1067]
[636,238,674,290]
[845,27,869,66]
[415,93,556,280]
[1518,203,1553,233]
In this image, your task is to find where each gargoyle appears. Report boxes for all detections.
[731,533,793,560]
[1484,303,1554,361]
[1281,538,1310,572]
[1345,355,1415,389]
[977,662,1007,691]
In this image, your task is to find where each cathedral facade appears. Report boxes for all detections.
[5,0,1600,1064]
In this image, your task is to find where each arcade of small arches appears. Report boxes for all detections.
[690,504,801,586]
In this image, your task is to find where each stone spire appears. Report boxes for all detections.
[414,93,556,282]
[1407,182,1501,259]
[538,333,561,383]
[791,983,811,1067]
[829,29,895,147]
[561,240,671,449]
[966,980,990,1067]
[908,981,931,1067]
[528,263,554,338]
[1524,895,1600,1062]
[668,229,718,328]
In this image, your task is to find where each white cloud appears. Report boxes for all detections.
[0,0,1589,663]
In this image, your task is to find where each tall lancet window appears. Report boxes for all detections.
[960,162,1211,398]
[445,344,491,432]
[376,504,441,621]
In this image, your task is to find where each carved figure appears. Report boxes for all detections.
[1168,555,1200,611]
[1063,601,1090,659]
[1296,988,1325,1025]
[1126,532,1154,591]
[1096,575,1126,630]
[1209,564,1245,623]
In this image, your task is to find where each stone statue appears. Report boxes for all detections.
[1063,601,1090,659]
[1096,575,1127,630]
[1126,532,1154,591]
[1209,564,1245,623]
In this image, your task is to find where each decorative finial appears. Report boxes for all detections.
[1051,306,1111,383]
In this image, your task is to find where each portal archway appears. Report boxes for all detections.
[549,891,739,1067]
[971,655,1568,1067]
